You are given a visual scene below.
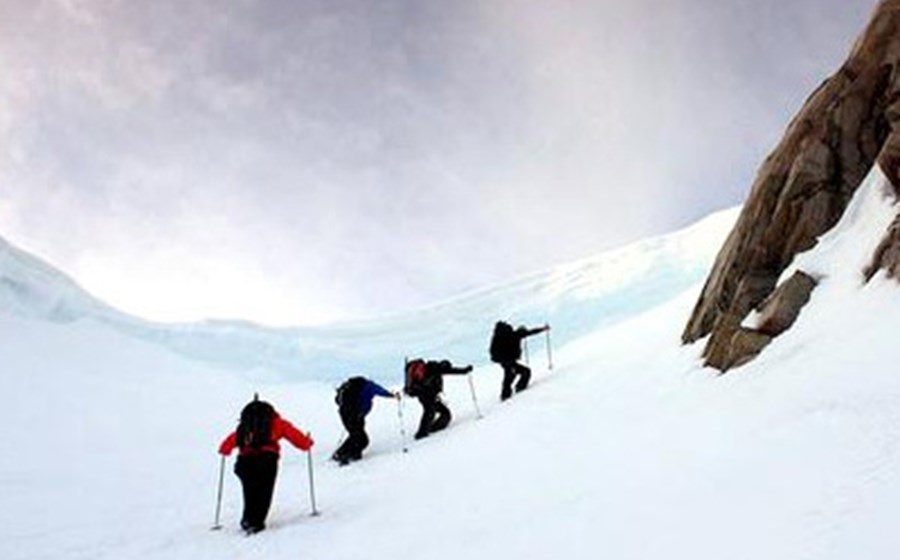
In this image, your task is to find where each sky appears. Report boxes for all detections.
[0,0,880,326]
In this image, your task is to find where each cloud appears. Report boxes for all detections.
[0,0,882,324]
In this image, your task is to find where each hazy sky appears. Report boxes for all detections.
[0,0,879,325]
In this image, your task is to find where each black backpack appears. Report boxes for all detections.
[335,376,367,410]
[236,397,276,450]
[489,321,519,363]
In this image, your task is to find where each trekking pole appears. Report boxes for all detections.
[398,357,410,453]
[467,372,483,419]
[211,455,225,530]
[306,446,320,517]
[545,326,554,371]
[397,397,409,453]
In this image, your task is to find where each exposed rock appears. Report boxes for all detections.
[755,271,818,337]
[879,130,900,188]
[726,330,774,369]
[703,311,772,371]
[702,271,816,371]
[683,0,900,370]
[865,214,900,279]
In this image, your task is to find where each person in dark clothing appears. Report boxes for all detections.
[219,397,314,534]
[489,322,550,401]
[404,359,473,439]
[233,451,278,532]
[332,376,400,465]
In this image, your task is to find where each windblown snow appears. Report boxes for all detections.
[3,167,900,560]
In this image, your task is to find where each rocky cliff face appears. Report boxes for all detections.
[683,0,900,371]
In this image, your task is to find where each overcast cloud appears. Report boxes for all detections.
[0,0,879,325]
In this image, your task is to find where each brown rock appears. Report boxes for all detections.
[876,50,900,187]
[865,214,900,280]
[866,56,900,277]
[755,271,818,337]
[727,329,774,369]
[702,312,742,369]
[702,311,773,371]
[683,0,900,370]
[880,133,900,189]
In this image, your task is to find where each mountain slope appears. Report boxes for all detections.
[0,235,116,322]
[3,184,900,559]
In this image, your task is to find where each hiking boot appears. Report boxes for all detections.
[244,524,265,536]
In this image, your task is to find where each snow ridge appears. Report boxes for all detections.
[0,208,739,383]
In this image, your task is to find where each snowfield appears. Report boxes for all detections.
[2,167,900,559]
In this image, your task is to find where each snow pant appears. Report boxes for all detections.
[415,394,451,439]
[234,451,279,531]
[500,361,531,400]
[334,407,369,461]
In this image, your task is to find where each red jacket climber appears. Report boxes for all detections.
[217,397,314,534]
[219,413,313,457]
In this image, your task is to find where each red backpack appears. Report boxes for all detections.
[404,359,428,397]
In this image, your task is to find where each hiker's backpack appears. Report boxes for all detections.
[489,321,519,363]
[335,376,367,409]
[404,359,428,397]
[236,398,276,450]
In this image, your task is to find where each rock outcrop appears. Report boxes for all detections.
[683,0,900,371]
[754,270,818,337]
[703,316,773,372]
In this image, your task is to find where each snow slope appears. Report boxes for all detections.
[3,168,900,560]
